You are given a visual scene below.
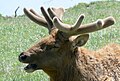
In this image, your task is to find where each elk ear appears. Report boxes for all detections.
[73,34,89,47]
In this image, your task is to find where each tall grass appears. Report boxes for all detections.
[0,1,120,81]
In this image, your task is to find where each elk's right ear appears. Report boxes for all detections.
[72,34,89,47]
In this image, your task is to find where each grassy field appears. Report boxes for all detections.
[0,1,120,81]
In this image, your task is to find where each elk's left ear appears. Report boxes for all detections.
[72,34,89,47]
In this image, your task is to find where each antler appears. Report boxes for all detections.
[24,8,48,28]
[24,7,65,32]
[53,16,115,35]
[24,7,115,36]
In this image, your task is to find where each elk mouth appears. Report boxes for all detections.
[24,64,38,73]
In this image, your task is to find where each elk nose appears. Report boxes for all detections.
[19,52,28,62]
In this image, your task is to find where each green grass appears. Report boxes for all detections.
[0,1,120,81]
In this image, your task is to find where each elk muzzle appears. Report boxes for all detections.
[19,52,31,63]
[19,52,39,73]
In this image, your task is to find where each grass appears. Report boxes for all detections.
[0,1,120,81]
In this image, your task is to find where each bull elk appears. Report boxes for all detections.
[19,7,120,81]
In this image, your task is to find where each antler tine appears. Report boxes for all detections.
[53,14,85,33]
[102,16,115,28]
[47,8,56,19]
[40,7,53,30]
[29,9,41,17]
[23,8,48,27]
[53,16,115,35]
[72,14,85,31]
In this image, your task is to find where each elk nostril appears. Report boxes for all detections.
[19,52,28,61]
[20,55,27,61]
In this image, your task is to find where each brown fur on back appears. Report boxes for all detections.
[74,43,120,81]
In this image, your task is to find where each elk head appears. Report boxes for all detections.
[19,7,115,76]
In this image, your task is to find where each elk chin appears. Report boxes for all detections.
[24,64,38,73]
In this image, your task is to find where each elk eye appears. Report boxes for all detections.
[41,45,53,51]
[40,44,47,50]
[45,44,59,50]
[46,45,54,50]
